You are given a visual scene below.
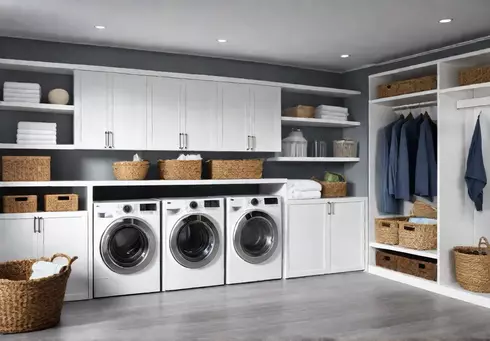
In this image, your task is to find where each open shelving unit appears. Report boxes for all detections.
[0,102,74,114]
[266,157,359,163]
[369,89,438,107]
[281,117,360,128]
[369,242,437,260]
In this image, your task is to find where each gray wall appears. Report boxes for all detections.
[343,39,490,197]
[0,37,347,181]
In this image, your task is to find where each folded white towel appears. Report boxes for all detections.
[17,134,56,140]
[4,89,41,96]
[289,190,321,200]
[4,94,41,100]
[30,261,63,280]
[287,179,322,192]
[316,105,348,113]
[17,129,57,135]
[4,82,41,91]
[316,115,348,121]
[17,140,57,145]
[18,122,57,130]
[315,110,349,116]
[3,97,40,103]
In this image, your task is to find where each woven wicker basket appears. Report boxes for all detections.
[375,217,409,245]
[375,250,398,271]
[208,159,263,179]
[397,254,437,281]
[3,195,37,213]
[377,75,437,98]
[454,237,490,293]
[113,161,149,180]
[158,160,202,180]
[312,174,347,198]
[0,254,77,334]
[283,106,315,118]
[44,194,78,212]
[398,201,437,250]
[411,200,437,219]
[459,65,490,86]
[2,156,50,182]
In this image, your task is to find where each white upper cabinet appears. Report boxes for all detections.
[147,77,183,150]
[250,85,281,152]
[111,74,148,150]
[183,79,219,151]
[75,71,110,149]
[220,83,251,151]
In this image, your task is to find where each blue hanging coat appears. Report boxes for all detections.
[415,117,437,199]
[389,114,412,197]
[465,116,487,211]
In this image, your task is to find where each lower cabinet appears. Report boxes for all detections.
[0,211,89,301]
[285,198,366,279]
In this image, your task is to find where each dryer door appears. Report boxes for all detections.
[234,211,279,264]
[170,214,220,269]
[100,217,156,274]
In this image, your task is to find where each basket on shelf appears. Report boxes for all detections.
[374,216,409,245]
[207,159,263,179]
[44,194,78,212]
[157,160,202,180]
[333,139,358,158]
[283,106,315,118]
[377,75,437,99]
[459,65,490,86]
[2,156,51,182]
[398,201,437,250]
[453,237,490,293]
[397,254,437,281]
[312,174,347,198]
[375,250,398,271]
[0,254,77,334]
[3,195,37,213]
[112,161,149,180]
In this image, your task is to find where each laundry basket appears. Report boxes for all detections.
[0,254,77,334]
[454,237,490,293]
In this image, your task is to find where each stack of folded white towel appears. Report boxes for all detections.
[287,179,322,199]
[3,82,41,103]
[315,105,349,121]
[17,121,57,145]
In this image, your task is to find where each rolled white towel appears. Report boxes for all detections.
[17,129,57,135]
[4,82,41,91]
[316,105,348,113]
[18,122,57,131]
[287,179,322,192]
[30,261,63,280]
[289,190,322,200]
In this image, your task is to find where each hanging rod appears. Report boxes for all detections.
[457,96,490,110]
[392,100,438,111]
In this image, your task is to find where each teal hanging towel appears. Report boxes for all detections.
[465,114,487,211]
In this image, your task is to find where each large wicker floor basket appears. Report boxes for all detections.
[454,237,490,293]
[0,254,77,334]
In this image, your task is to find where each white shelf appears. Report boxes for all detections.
[369,90,438,107]
[280,84,360,97]
[266,157,359,162]
[0,102,74,114]
[0,143,74,150]
[439,82,490,94]
[370,242,438,259]
[0,178,288,188]
[281,117,360,128]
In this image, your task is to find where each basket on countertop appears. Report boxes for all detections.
[44,194,78,212]
[375,216,410,245]
[0,254,77,334]
[207,160,263,179]
[2,156,51,182]
[157,160,202,180]
[398,201,437,250]
[397,254,437,281]
[377,75,437,98]
[454,237,490,293]
[113,161,149,180]
[283,106,315,118]
[3,195,37,213]
[459,65,490,86]
[312,174,347,198]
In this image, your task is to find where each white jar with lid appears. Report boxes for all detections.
[282,129,307,157]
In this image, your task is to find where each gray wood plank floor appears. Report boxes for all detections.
[4,272,490,340]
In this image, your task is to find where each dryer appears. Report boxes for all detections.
[225,195,282,284]
[161,197,224,291]
[93,200,161,298]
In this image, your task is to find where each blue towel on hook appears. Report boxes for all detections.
[465,115,487,211]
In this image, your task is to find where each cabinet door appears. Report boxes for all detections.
[251,85,281,152]
[220,83,251,151]
[147,77,183,150]
[40,214,89,301]
[111,73,148,150]
[74,71,110,149]
[286,203,327,278]
[0,217,37,262]
[329,201,365,273]
[183,79,219,151]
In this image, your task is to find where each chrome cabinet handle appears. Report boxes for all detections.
[109,131,114,148]
[39,217,44,233]
[104,131,109,148]
[179,133,183,149]
[33,217,38,233]
[247,136,251,151]
[327,203,331,215]
[253,136,256,150]
[184,133,188,150]
[331,203,335,215]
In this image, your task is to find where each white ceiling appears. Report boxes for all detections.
[1,0,490,71]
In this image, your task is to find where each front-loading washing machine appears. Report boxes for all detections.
[161,197,224,291]
[225,195,282,284]
[93,200,161,298]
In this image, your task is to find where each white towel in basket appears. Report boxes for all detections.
[30,261,63,280]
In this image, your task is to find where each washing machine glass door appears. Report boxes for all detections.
[101,218,156,274]
[170,214,220,269]
[234,211,278,264]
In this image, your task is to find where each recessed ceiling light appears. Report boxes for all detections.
[217,39,227,43]
[94,25,106,30]
[439,18,453,23]
[341,54,350,58]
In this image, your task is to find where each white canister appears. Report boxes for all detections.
[282,129,307,157]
